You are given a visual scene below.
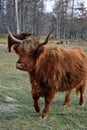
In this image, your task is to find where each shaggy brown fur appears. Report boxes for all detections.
[9,31,87,118]
[8,32,31,52]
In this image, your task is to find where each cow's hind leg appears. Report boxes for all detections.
[76,80,86,106]
[63,90,71,106]
[79,89,85,106]
[79,83,86,106]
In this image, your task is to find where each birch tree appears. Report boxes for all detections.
[15,0,20,33]
[54,0,70,39]
[0,0,2,33]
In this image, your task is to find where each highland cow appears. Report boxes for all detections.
[8,29,87,118]
[8,32,31,52]
[56,39,63,44]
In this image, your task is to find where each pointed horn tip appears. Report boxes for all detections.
[48,28,56,36]
[6,26,8,30]
[47,28,56,37]
[7,26,12,35]
[39,28,56,46]
[50,28,56,33]
[7,26,9,30]
[52,28,56,31]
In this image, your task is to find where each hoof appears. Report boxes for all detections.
[41,114,48,119]
[63,103,68,107]
[36,110,40,113]
[35,108,41,113]
[81,104,84,107]
[63,102,70,106]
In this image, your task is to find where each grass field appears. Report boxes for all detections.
[0,38,87,130]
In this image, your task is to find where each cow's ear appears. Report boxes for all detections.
[12,44,19,54]
[36,46,45,57]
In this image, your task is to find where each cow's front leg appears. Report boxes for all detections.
[33,96,41,113]
[42,91,56,118]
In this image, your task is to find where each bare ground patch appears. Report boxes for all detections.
[0,96,17,112]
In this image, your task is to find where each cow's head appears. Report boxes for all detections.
[21,32,31,39]
[8,29,55,72]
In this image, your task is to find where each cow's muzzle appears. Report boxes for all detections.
[16,63,24,70]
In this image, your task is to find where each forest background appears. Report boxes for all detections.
[0,0,87,39]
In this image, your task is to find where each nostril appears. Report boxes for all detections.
[16,63,23,69]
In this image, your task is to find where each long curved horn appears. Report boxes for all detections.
[39,28,56,46]
[7,27,23,44]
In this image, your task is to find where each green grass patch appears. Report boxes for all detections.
[0,38,87,130]
[0,34,7,38]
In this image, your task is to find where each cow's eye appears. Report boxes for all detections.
[28,53,35,59]
[29,53,33,57]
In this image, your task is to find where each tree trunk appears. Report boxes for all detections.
[15,0,20,33]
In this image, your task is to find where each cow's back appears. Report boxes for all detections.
[35,45,87,92]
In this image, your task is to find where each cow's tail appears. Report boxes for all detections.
[75,87,80,97]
